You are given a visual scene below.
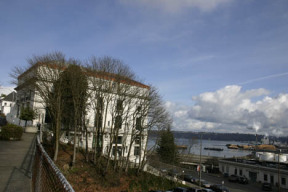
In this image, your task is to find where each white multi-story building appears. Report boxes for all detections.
[12,62,150,164]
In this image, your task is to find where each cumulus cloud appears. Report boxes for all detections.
[120,0,233,13]
[166,85,288,136]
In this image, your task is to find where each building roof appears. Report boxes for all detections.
[3,92,17,102]
[17,62,150,89]
[219,157,288,172]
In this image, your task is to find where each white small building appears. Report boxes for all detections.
[219,154,288,190]
[261,136,270,145]
[0,92,19,124]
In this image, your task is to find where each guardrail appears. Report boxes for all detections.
[32,134,75,192]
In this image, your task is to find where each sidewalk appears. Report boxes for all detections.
[0,133,36,192]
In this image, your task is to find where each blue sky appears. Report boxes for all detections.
[1,0,288,136]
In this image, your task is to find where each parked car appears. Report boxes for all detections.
[166,187,207,192]
[183,174,197,183]
[238,176,249,184]
[186,187,205,192]
[195,179,212,188]
[210,184,230,192]
[167,187,190,192]
[201,189,215,192]
[228,175,239,182]
[201,180,212,188]
[262,182,272,191]
[160,168,168,175]
[168,169,179,177]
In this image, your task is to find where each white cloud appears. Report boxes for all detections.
[120,0,233,13]
[166,85,288,136]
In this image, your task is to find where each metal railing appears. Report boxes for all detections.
[32,134,75,192]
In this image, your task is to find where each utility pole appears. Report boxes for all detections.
[199,133,202,189]
[278,149,281,192]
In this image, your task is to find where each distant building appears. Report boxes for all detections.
[262,136,270,145]
[0,92,18,124]
[219,152,288,190]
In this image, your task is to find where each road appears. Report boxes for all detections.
[146,163,287,192]
[184,171,283,192]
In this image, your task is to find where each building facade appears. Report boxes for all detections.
[12,63,150,164]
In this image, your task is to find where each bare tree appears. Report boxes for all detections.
[12,52,68,161]
[136,86,173,172]
[86,56,147,172]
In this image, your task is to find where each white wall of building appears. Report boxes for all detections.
[14,64,150,164]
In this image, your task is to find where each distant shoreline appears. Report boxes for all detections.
[148,130,288,143]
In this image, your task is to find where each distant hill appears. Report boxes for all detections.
[148,130,288,143]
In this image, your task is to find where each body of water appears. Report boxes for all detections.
[148,137,252,158]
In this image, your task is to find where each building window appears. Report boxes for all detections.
[239,169,242,176]
[137,105,142,112]
[136,117,142,130]
[115,115,122,129]
[281,178,286,186]
[97,97,103,111]
[270,175,274,184]
[226,166,229,173]
[112,146,122,157]
[135,135,141,145]
[234,168,237,175]
[264,174,267,181]
[116,100,123,112]
[113,136,122,144]
[134,146,140,156]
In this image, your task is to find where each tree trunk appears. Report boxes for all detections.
[84,116,89,162]
[53,118,60,162]
[72,122,77,166]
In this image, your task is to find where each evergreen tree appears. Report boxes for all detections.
[19,106,37,127]
[156,127,178,164]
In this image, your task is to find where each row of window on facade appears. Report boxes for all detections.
[111,146,141,157]
[96,113,142,130]
[113,136,141,145]
[3,103,12,107]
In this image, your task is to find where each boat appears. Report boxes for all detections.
[204,147,223,151]
[226,144,239,149]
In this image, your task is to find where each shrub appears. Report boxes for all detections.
[1,124,23,140]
